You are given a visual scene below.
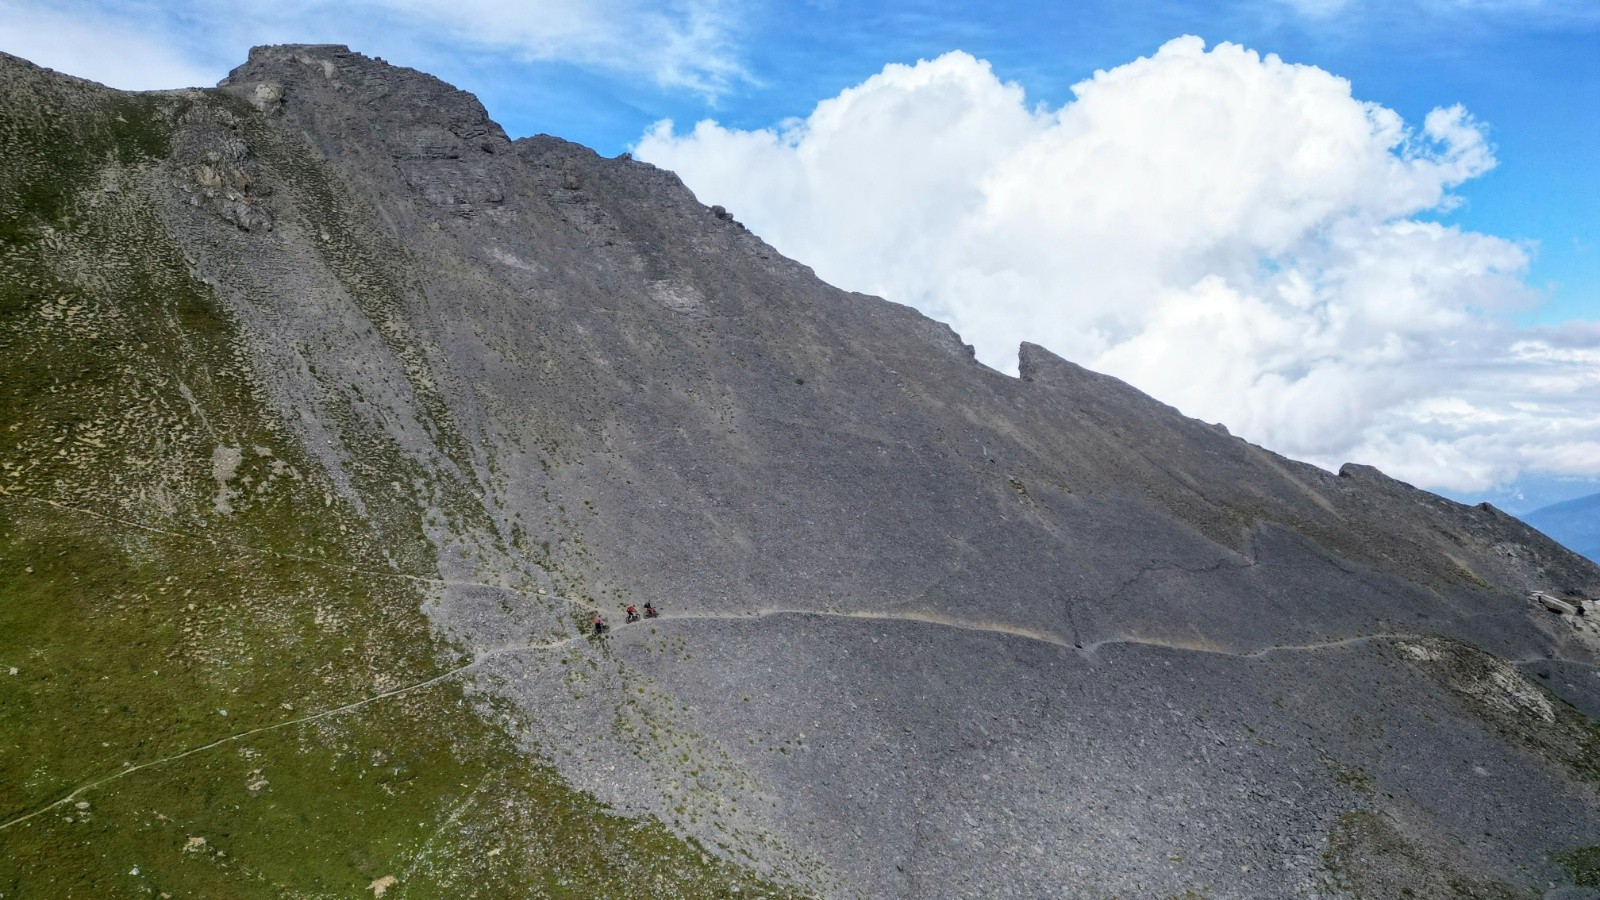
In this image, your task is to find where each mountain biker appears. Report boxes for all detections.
[592,614,607,636]
[625,604,639,623]
[643,601,658,618]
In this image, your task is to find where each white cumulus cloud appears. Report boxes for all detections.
[635,36,1600,492]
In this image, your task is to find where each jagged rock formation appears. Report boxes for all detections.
[3,44,1600,898]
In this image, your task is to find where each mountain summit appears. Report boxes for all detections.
[3,44,1599,898]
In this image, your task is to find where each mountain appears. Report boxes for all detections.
[3,44,1599,899]
[1526,492,1600,564]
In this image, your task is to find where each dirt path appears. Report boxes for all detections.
[0,491,1538,662]
[0,634,581,833]
[0,612,1445,834]
[655,606,1438,661]
[3,491,1577,832]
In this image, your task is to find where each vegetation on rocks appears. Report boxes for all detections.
[0,63,793,899]
[1555,846,1600,889]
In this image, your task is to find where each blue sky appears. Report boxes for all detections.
[2,0,1598,510]
[464,0,1600,325]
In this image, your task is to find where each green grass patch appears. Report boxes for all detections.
[0,64,798,898]
[1555,847,1600,888]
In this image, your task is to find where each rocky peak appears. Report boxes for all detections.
[1337,461,1412,488]
[220,44,514,218]
[1017,340,1192,425]
[223,43,510,153]
[1016,340,1080,385]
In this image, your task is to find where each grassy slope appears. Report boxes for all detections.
[0,72,789,898]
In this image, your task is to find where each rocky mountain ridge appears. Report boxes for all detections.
[3,44,1599,898]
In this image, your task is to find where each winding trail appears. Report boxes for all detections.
[0,635,577,833]
[652,606,1448,663]
[658,607,1077,650]
[2,490,1584,832]
[0,607,1442,834]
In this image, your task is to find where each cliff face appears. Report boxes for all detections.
[4,44,1600,898]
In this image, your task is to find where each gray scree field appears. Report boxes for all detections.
[3,44,1600,899]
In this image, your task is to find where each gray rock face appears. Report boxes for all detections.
[9,43,1600,897]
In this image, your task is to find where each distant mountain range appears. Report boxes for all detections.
[1525,492,1600,563]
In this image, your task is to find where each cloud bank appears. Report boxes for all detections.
[636,37,1600,492]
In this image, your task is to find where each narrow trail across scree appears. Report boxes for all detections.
[17,491,1575,664]
[645,607,1444,661]
[6,491,1554,661]
[0,612,1455,834]
[0,492,1254,646]
[0,632,583,833]
[3,492,1583,831]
